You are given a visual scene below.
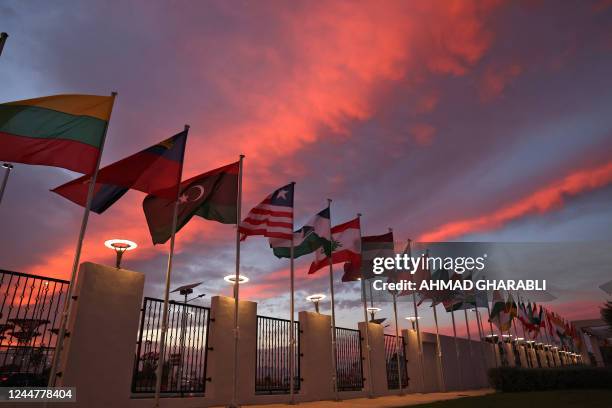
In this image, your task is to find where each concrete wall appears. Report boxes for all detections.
[60,262,145,408]
[43,262,597,408]
[299,311,335,401]
[359,322,388,396]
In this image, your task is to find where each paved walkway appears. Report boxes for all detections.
[246,389,495,407]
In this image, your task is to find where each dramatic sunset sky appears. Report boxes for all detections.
[1,0,611,335]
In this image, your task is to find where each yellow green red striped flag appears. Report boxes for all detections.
[0,94,115,173]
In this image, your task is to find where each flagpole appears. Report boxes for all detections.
[153,124,189,407]
[463,309,475,375]
[0,163,13,207]
[466,308,487,380]
[326,198,339,401]
[289,181,296,405]
[388,228,404,396]
[432,302,446,392]
[450,310,462,390]
[47,91,117,387]
[0,36,14,208]
[230,154,245,408]
[357,214,374,399]
[0,32,8,58]
[407,239,426,392]
[484,295,499,367]
[392,293,404,394]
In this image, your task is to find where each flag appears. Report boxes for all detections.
[52,130,188,213]
[518,302,540,336]
[546,310,568,344]
[460,273,488,308]
[272,207,330,259]
[489,290,514,332]
[418,268,455,306]
[308,217,361,275]
[143,161,239,244]
[397,251,431,296]
[342,232,394,282]
[239,183,294,243]
[0,94,115,173]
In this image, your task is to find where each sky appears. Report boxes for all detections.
[1,0,612,337]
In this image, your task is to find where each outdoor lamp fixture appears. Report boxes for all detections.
[223,275,249,284]
[306,294,326,313]
[405,316,422,330]
[366,306,381,322]
[485,334,498,343]
[104,239,137,268]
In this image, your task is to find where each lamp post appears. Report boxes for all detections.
[104,239,137,268]
[405,316,422,330]
[366,307,381,322]
[171,282,204,395]
[305,294,326,313]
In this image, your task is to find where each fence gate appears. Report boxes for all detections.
[0,269,69,386]
[256,315,300,394]
[132,297,210,396]
[335,327,364,391]
[383,334,408,389]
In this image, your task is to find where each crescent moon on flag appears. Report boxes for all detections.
[188,185,205,201]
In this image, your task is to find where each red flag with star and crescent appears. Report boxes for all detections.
[143,161,239,244]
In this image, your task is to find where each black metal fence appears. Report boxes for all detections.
[0,269,69,386]
[383,334,408,389]
[335,327,363,391]
[256,315,300,394]
[132,297,210,396]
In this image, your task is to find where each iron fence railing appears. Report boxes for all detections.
[0,269,69,386]
[132,297,210,396]
[383,334,408,389]
[255,315,300,394]
[335,327,363,391]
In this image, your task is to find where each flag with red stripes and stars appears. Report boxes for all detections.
[239,183,294,245]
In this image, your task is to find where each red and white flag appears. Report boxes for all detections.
[308,217,361,275]
[239,183,294,245]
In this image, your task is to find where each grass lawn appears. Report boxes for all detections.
[404,390,612,408]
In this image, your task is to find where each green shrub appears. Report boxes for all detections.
[488,367,612,392]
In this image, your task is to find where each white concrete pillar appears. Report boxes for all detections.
[538,348,548,368]
[59,262,145,408]
[358,322,387,396]
[517,344,529,368]
[403,329,424,393]
[206,295,257,405]
[298,311,334,400]
[504,342,515,367]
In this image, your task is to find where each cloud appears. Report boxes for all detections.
[410,123,437,146]
[479,63,523,101]
[418,160,612,242]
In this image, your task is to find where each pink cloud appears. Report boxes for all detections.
[479,63,523,101]
[419,159,612,242]
[410,123,437,146]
